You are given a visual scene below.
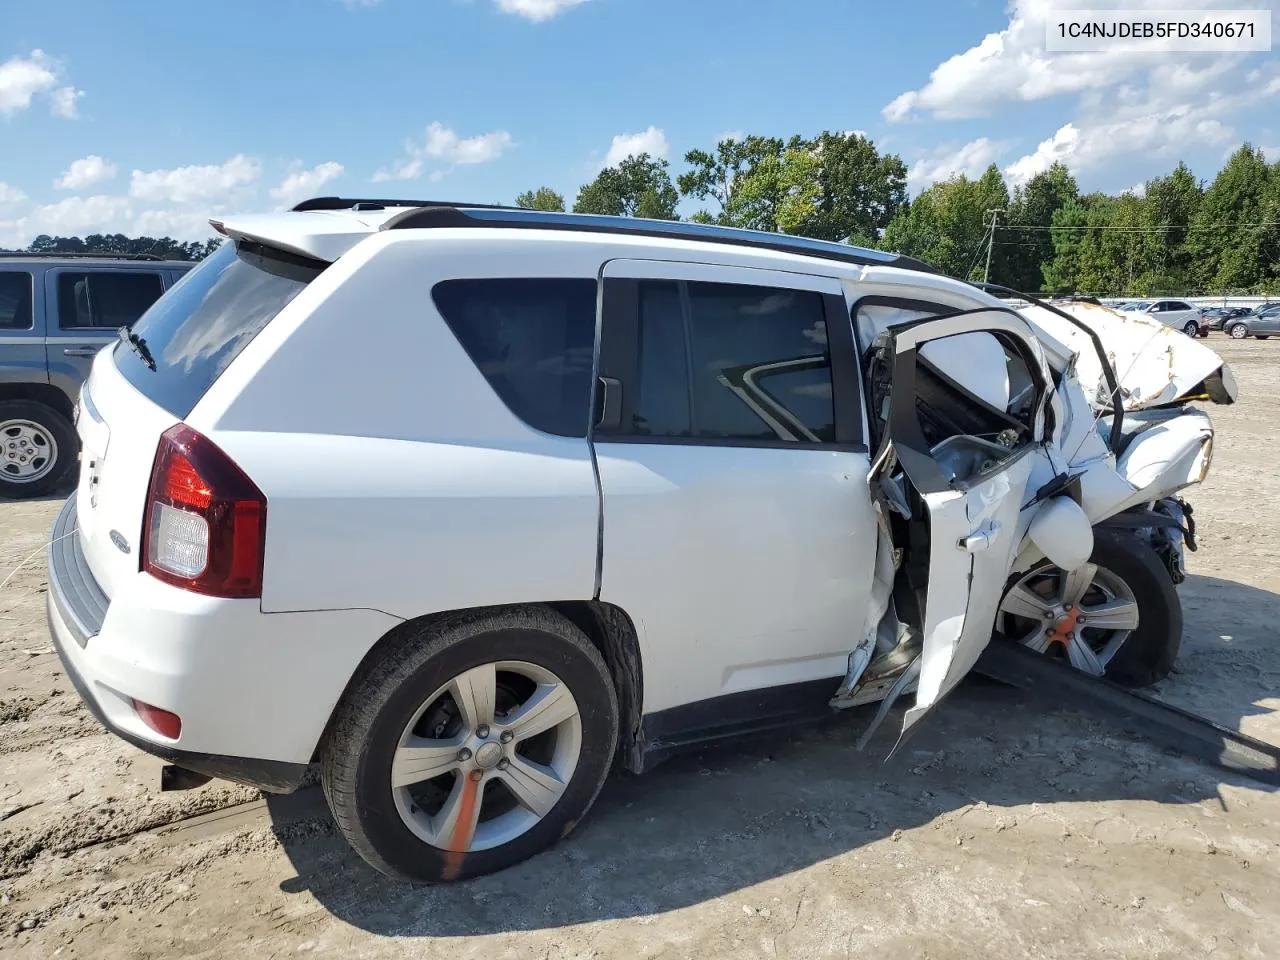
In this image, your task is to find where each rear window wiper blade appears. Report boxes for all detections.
[117,326,156,371]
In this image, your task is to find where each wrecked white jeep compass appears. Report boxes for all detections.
[46,201,1234,882]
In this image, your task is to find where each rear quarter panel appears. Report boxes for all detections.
[187,232,603,619]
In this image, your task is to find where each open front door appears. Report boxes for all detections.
[865,308,1053,740]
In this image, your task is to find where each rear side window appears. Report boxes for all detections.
[431,278,597,437]
[57,271,164,329]
[115,240,324,417]
[629,280,835,444]
[0,271,33,330]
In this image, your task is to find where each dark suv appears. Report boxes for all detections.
[0,254,193,498]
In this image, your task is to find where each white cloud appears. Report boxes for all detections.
[49,85,82,119]
[908,137,1003,192]
[1122,182,1147,198]
[1261,145,1280,162]
[883,0,1250,121]
[129,154,261,203]
[373,122,512,181]
[269,161,345,205]
[1004,125,1080,187]
[494,0,590,22]
[0,195,132,247]
[602,126,670,168]
[54,155,118,190]
[0,182,26,211]
[0,49,80,118]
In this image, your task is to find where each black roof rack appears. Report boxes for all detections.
[291,196,518,213]
[0,251,169,261]
[287,200,934,275]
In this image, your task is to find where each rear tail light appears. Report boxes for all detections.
[142,424,267,598]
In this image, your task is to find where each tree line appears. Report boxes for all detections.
[5,233,224,261]
[518,136,1280,296]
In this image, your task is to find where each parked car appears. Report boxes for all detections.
[1225,303,1280,339]
[45,200,1234,883]
[1120,299,1208,337]
[0,254,195,498]
[1202,306,1252,331]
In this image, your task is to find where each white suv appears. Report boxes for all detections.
[47,199,1224,882]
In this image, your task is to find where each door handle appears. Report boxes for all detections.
[958,520,1001,553]
[63,347,101,358]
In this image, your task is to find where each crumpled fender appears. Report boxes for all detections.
[1016,301,1237,410]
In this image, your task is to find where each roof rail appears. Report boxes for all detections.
[291,196,519,213]
[0,251,169,261]
[374,204,936,274]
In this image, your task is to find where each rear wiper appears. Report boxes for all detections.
[117,326,156,371]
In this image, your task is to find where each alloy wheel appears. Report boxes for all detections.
[390,660,582,853]
[998,562,1140,677]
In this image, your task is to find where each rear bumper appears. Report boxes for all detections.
[48,496,325,798]
[47,592,308,792]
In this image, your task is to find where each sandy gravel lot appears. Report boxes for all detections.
[0,337,1277,960]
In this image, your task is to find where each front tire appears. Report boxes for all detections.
[1229,323,1249,339]
[321,607,619,883]
[998,529,1181,688]
[0,400,77,500]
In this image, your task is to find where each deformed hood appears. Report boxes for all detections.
[1017,301,1238,410]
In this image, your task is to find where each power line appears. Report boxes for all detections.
[993,221,1279,232]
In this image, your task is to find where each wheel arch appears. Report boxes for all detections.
[318,600,646,774]
[0,382,76,422]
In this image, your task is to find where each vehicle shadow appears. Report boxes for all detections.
[266,575,1280,938]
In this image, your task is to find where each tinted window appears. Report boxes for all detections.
[1168,301,1191,311]
[115,240,323,417]
[629,280,835,444]
[0,271,33,330]
[431,278,597,438]
[57,271,164,329]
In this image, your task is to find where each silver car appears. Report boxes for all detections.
[1122,299,1207,337]
[1225,304,1280,340]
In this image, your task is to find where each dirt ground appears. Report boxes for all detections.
[0,337,1277,960]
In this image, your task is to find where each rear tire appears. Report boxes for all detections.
[321,606,619,883]
[1182,321,1198,336]
[0,400,77,500]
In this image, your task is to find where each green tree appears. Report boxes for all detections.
[514,187,566,212]
[678,135,791,228]
[573,154,679,220]
[882,164,1009,281]
[26,233,221,260]
[1003,162,1079,292]
[1041,199,1091,294]
[1131,162,1202,293]
[1188,144,1272,292]
[803,131,908,244]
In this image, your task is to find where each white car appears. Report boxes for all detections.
[46,201,1235,883]
[1122,299,1207,337]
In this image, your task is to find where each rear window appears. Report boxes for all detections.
[114,240,324,417]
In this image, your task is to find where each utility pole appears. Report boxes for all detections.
[983,208,1004,284]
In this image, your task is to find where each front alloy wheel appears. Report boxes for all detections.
[1229,323,1249,339]
[997,529,1181,688]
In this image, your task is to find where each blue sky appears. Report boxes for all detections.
[1,0,1276,247]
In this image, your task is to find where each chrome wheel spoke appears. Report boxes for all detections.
[501,682,577,743]
[1066,632,1106,676]
[1061,563,1098,607]
[391,735,464,788]
[499,756,565,818]
[1080,598,1140,631]
[450,663,497,731]
[1020,625,1054,653]
[433,773,484,852]
[1002,583,1054,621]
